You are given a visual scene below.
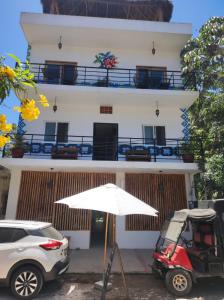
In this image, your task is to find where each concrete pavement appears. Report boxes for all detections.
[1,274,224,299]
[68,248,153,273]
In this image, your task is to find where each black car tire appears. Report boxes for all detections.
[165,269,192,296]
[11,266,43,299]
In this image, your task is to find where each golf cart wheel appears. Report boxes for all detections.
[165,269,192,296]
[11,266,43,299]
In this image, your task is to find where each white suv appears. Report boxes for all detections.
[0,220,69,299]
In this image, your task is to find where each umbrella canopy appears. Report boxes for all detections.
[56,183,158,217]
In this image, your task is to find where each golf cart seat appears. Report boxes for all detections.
[187,223,215,259]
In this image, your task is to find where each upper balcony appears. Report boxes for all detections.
[29,62,196,92]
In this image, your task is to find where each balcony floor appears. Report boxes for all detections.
[0,157,199,174]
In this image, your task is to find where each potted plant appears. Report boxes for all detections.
[95,78,108,87]
[180,142,194,163]
[11,134,27,158]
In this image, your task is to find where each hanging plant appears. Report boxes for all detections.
[94,52,118,69]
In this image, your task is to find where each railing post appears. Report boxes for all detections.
[176,139,180,161]
[38,65,41,83]
[153,138,157,162]
[84,67,86,85]
[106,68,109,87]
[30,134,33,156]
[81,136,83,158]
[129,70,131,87]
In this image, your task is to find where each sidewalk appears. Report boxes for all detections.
[68,248,154,273]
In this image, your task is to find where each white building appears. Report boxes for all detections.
[0,0,199,249]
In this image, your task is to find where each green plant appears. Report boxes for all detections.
[179,143,192,155]
[11,134,27,150]
[179,142,194,163]
[95,78,108,87]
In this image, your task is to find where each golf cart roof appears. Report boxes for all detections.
[172,208,216,222]
[160,208,216,243]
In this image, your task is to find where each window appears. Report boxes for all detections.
[44,122,69,143]
[136,66,167,89]
[0,228,27,243]
[143,125,166,146]
[45,61,77,85]
[27,226,63,241]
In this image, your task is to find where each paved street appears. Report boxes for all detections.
[1,274,224,300]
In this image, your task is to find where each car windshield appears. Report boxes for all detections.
[156,219,186,253]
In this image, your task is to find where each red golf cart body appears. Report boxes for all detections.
[152,199,224,296]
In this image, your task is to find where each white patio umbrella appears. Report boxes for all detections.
[56,183,158,216]
[55,183,158,264]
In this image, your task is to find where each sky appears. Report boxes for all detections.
[0,0,223,124]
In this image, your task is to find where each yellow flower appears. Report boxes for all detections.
[39,94,49,107]
[20,99,40,121]
[0,66,16,80]
[0,123,13,133]
[0,135,10,148]
[0,114,6,124]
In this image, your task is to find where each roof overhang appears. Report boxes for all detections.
[21,13,192,51]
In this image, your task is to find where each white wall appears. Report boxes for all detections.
[61,230,90,249]
[5,170,22,219]
[30,44,181,71]
[116,216,159,249]
[24,102,183,140]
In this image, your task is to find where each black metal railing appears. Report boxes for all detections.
[25,63,196,91]
[3,134,203,162]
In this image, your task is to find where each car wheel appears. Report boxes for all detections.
[165,269,192,296]
[11,266,43,299]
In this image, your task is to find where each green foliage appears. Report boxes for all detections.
[181,17,224,92]
[0,54,36,104]
[181,17,224,200]
[11,133,26,149]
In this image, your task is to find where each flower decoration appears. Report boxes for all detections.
[0,114,13,147]
[94,52,118,69]
[14,99,41,122]
[0,54,50,149]
[39,94,49,107]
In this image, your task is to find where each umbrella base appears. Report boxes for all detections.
[94,280,112,291]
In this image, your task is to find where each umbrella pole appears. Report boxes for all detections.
[103,212,109,268]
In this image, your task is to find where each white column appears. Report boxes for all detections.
[115,172,125,246]
[5,169,22,219]
[116,172,125,188]
[185,173,196,208]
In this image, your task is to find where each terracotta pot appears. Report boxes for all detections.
[11,147,25,158]
[182,153,194,163]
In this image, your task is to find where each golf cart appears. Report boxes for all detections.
[152,199,224,296]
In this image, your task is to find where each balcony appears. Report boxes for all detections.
[3,134,202,164]
[28,63,195,92]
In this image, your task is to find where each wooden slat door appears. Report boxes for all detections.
[125,174,187,231]
[16,171,115,231]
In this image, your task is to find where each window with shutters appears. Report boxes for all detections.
[44,122,69,143]
[143,125,166,145]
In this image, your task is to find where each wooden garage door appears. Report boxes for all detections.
[125,174,187,231]
[16,171,115,231]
